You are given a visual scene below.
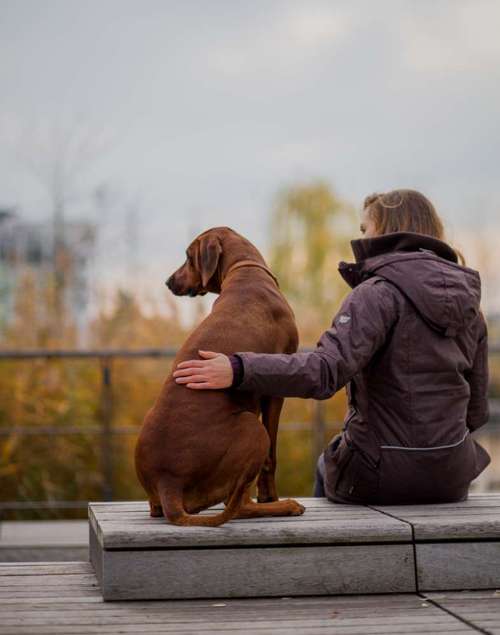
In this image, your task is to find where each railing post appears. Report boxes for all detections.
[99,357,114,501]
[312,400,326,467]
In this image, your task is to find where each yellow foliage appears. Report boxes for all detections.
[270,180,357,335]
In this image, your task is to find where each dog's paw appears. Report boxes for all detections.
[149,503,164,518]
[285,499,306,515]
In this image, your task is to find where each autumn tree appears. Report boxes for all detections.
[270,181,357,343]
[268,182,359,486]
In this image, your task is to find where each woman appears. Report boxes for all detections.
[173,189,490,505]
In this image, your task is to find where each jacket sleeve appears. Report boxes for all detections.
[235,278,400,399]
[465,313,490,432]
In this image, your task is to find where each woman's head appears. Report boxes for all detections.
[361,189,445,240]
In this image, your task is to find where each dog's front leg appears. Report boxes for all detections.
[149,501,164,517]
[257,396,283,502]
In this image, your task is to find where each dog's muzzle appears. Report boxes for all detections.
[166,276,203,297]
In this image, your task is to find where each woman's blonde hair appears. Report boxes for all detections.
[364,189,465,265]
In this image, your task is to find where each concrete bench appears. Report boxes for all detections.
[89,494,500,601]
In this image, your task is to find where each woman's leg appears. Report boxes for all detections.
[313,452,326,497]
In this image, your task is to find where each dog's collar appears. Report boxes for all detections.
[221,260,280,289]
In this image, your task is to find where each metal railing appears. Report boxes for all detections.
[1,344,499,513]
[0,347,335,512]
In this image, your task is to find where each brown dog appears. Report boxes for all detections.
[135,227,305,526]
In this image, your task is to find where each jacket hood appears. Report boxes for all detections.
[339,232,481,337]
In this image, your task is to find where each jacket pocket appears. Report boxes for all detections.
[323,434,353,499]
[324,434,379,503]
[338,441,380,503]
[377,432,481,504]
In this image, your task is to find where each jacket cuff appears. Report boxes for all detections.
[229,354,244,388]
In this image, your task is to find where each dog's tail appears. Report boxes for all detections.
[158,473,250,527]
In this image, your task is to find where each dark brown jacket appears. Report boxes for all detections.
[235,231,490,504]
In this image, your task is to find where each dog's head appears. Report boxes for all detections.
[166,228,227,296]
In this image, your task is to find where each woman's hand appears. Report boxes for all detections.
[173,350,233,389]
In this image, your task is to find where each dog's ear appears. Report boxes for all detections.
[198,235,222,288]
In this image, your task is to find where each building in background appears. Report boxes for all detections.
[0,208,96,339]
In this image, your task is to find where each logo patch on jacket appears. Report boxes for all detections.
[338,314,351,324]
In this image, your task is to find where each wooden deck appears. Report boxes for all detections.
[1,561,500,634]
[89,495,500,600]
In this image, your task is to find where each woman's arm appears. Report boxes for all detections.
[234,278,399,399]
[465,313,490,432]
[174,277,400,399]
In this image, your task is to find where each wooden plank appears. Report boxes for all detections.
[101,544,415,600]
[380,510,500,520]
[370,508,500,518]
[0,619,473,635]
[417,542,500,591]
[0,624,476,634]
[0,593,101,602]
[0,594,467,613]
[409,517,500,541]
[89,501,411,550]
[93,509,381,521]
[0,547,89,563]
[91,498,369,511]
[99,519,410,549]
[372,503,500,512]
[0,603,452,616]
[90,498,337,511]
[0,591,432,607]
[0,563,93,575]
[0,607,475,634]
[371,495,500,513]
[371,497,500,541]
[0,596,104,604]
[0,610,464,623]
[0,590,101,599]
[0,600,434,612]
[425,590,500,634]
[0,574,98,586]
[0,591,442,610]
[92,510,382,523]
[374,499,500,512]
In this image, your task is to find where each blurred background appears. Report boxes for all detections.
[1,0,499,532]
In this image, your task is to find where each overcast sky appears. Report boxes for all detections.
[1,0,500,292]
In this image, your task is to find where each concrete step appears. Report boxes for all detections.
[89,494,500,601]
